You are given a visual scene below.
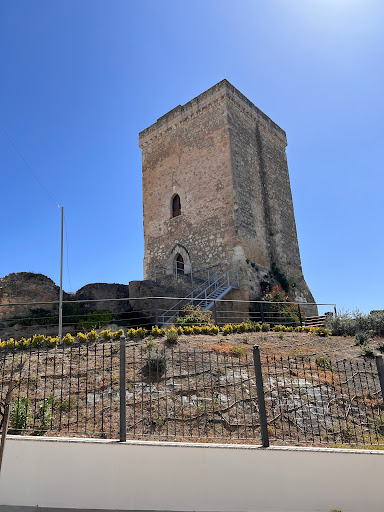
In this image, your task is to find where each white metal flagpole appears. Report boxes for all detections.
[58,206,64,342]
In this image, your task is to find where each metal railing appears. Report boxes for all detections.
[0,296,337,339]
[154,261,220,285]
[1,338,384,448]
[159,270,240,325]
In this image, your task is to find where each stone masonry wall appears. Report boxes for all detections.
[140,83,238,280]
[226,88,315,305]
[139,79,316,310]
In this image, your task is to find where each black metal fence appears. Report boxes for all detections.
[0,340,120,438]
[264,355,384,446]
[1,338,384,447]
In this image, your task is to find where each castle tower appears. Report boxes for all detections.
[139,80,315,307]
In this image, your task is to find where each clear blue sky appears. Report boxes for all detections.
[1,0,383,313]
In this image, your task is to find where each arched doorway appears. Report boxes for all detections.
[175,253,184,275]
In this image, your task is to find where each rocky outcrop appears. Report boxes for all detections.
[75,283,130,314]
[0,273,60,321]
[0,272,132,323]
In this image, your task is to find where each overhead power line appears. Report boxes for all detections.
[0,123,60,208]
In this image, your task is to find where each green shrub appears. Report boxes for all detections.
[222,322,264,335]
[231,345,245,357]
[310,326,331,337]
[316,355,332,370]
[326,311,356,336]
[21,337,32,349]
[370,310,384,336]
[10,308,58,327]
[355,331,369,346]
[151,325,164,338]
[145,349,166,374]
[101,329,112,340]
[127,327,148,340]
[81,310,112,330]
[374,415,384,435]
[327,309,384,337]
[62,302,86,325]
[77,332,87,343]
[166,327,178,344]
[261,323,270,332]
[48,336,59,347]
[176,305,213,327]
[38,394,54,430]
[86,330,98,342]
[127,328,136,340]
[252,285,303,327]
[362,345,375,358]
[135,327,148,339]
[32,334,45,348]
[55,397,76,413]
[222,324,234,336]
[10,397,32,431]
[63,333,74,346]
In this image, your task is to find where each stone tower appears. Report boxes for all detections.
[139,80,315,307]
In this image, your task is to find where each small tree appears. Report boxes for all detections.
[176,305,214,327]
[253,285,303,327]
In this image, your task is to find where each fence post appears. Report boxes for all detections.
[375,355,384,403]
[260,303,265,324]
[297,304,303,327]
[252,345,269,447]
[213,300,218,325]
[0,387,14,476]
[154,298,159,327]
[119,335,127,442]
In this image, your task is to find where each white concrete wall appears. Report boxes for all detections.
[0,436,383,512]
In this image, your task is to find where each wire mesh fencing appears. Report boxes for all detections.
[1,339,383,447]
[125,346,259,441]
[263,355,384,446]
[0,340,120,438]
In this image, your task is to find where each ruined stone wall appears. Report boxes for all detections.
[0,273,59,321]
[75,283,130,314]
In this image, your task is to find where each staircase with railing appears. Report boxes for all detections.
[154,261,217,286]
[158,269,240,326]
